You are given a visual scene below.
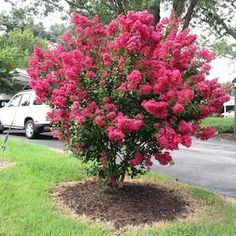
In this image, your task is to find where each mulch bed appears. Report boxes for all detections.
[214,133,236,141]
[52,180,190,229]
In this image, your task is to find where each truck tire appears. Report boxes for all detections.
[25,120,38,139]
[0,121,3,134]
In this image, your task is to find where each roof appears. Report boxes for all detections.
[224,96,235,106]
[10,68,29,82]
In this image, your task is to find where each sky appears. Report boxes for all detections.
[0,0,236,83]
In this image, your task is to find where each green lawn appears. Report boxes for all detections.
[201,117,234,133]
[1,138,236,236]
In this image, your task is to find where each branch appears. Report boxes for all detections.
[204,7,236,40]
[98,0,114,11]
[123,0,131,13]
[114,0,125,14]
[42,0,70,15]
[213,16,236,40]
[108,0,120,14]
[182,0,199,29]
[66,0,95,16]
[172,0,187,17]
[220,55,236,61]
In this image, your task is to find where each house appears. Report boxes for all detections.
[0,68,29,107]
[223,96,235,114]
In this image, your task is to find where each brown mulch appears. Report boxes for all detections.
[214,133,236,141]
[52,180,190,229]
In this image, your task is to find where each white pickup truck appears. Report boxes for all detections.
[0,89,51,139]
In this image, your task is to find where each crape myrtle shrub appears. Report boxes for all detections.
[28,11,229,187]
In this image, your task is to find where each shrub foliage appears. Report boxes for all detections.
[28,11,229,187]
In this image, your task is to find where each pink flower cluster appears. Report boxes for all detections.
[27,11,229,179]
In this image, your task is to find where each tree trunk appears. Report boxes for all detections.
[172,0,187,18]
[182,0,199,29]
[149,2,161,26]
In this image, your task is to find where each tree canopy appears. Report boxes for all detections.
[0,30,47,93]
[2,0,235,59]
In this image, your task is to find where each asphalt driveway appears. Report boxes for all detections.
[152,138,236,198]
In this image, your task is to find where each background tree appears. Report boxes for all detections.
[0,8,34,32]
[0,30,47,93]
[46,23,68,44]
[0,8,63,42]
[3,0,235,59]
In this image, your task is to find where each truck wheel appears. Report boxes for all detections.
[25,120,38,139]
[0,121,3,134]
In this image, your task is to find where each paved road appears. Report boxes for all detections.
[152,138,236,198]
[0,131,64,151]
[1,131,236,197]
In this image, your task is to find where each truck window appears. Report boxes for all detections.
[20,93,31,106]
[8,94,22,107]
[33,100,43,105]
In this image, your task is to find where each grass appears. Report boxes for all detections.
[201,117,234,133]
[0,138,236,235]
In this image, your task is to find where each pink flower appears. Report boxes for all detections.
[201,64,211,73]
[181,135,192,147]
[61,31,75,47]
[126,70,142,89]
[153,77,169,94]
[102,53,111,66]
[104,103,116,111]
[107,112,116,120]
[135,113,144,120]
[130,153,143,166]
[117,82,127,92]
[178,121,193,135]
[101,70,108,78]
[75,142,84,151]
[99,80,106,86]
[177,89,194,103]
[170,70,182,83]
[197,83,210,99]
[139,84,152,95]
[155,152,173,165]
[127,33,141,53]
[87,70,95,79]
[118,58,125,71]
[102,97,110,103]
[107,127,125,141]
[95,109,102,115]
[95,116,106,126]
[117,117,144,133]
[145,160,153,169]
[198,48,215,62]
[142,100,168,119]
[172,104,184,113]
[157,125,182,150]
[33,46,43,58]
[199,127,215,140]
[106,20,118,36]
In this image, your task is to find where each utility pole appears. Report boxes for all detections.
[233,78,236,134]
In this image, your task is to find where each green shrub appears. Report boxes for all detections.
[201,117,234,133]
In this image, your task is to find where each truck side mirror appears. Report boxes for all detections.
[1,102,8,107]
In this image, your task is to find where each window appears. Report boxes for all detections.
[33,100,43,105]
[20,93,31,106]
[8,94,22,107]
